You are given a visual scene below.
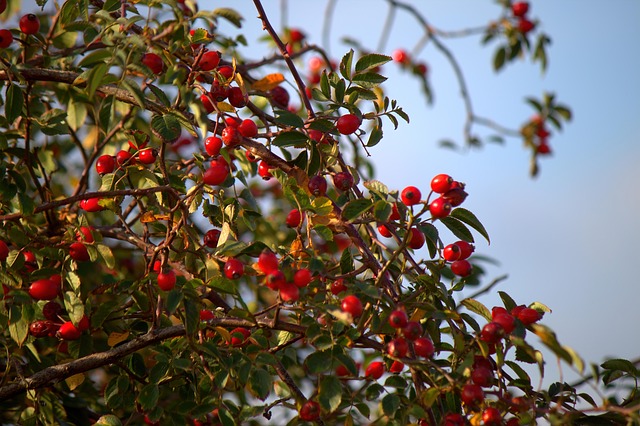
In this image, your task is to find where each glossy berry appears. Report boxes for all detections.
[481,322,505,344]
[199,50,220,71]
[227,86,247,108]
[141,53,163,74]
[224,258,244,279]
[257,250,279,275]
[517,307,542,325]
[389,360,405,374]
[69,242,90,262]
[229,327,251,346]
[387,337,409,358]
[402,321,422,341]
[378,224,392,238]
[455,241,475,259]
[217,65,234,80]
[269,86,290,108]
[430,174,453,193]
[307,175,327,196]
[0,240,9,262]
[221,126,241,146]
[299,400,320,422]
[336,114,361,135]
[512,2,530,17]
[203,161,229,186]
[408,227,425,249]
[200,93,216,114]
[364,361,385,380]
[80,198,105,212]
[116,149,134,167]
[286,209,303,228]
[210,80,229,101]
[29,278,60,301]
[429,197,452,219]
[510,305,526,318]
[461,383,484,406]
[518,18,535,34]
[138,148,157,164]
[389,203,401,221]
[157,269,177,291]
[203,229,221,248]
[204,136,223,157]
[471,366,495,387]
[95,155,115,175]
[19,14,40,35]
[442,243,461,262]
[58,321,82,340]
[258,160,273,180]
[506,418,521,426]
[245,149,258,163]
[451,259,472,277]
[330,279,347,295]
[0,29,12,49]
[333,171,354,191]
[388,309,408,329]
[341,295,363,318]
[413,337,435,358]
[293,268,312,288]
[264,270,285,290]
[200,309,215,321]
[537,142,552,155]
[493,312,516,334]
[43,301,64,321]
[482,407,502,426]
[401,186,421,206]
[279,282,300,302]
[238,119,258,138]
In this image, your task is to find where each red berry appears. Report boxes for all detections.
[217,65,234,80]
[29,278,60,300]
[413,337,435,358]
[506,418,521,426]
[157,269,177,291]
[58,321,83,340]
[288,28,305,43]
[430,174,453,193]
[451,259,472,277]
[245,149,258,163]
[472,366,495,387]
[269,86,290,108]
[221,126,241,147]
[238,119,258,138]
[333,171,354,191]
[229,327,251,346]
[200,309,215,321]
[224,258,244,279]
[258,160,273,180]
[293,268,312,288]
[0,29,12,49]
[512,2,530,17]
[491,307,508,319]
[19,14,40,35]
[80,198,105,212]
[442,243,461,261]
[364,361,385,380]
[265,270,285,290]
[138,148,157,164]
[455,241,475,259]
[443,186,468,207]
[0,240,9,262]
[401,186,421,206]
[199,50,220,71]
[336,114,361,135]
[77,314,91,332]
[203,229,221,248]
[482,407,502,426]
[43,301,63,321]
[408,227,425,249]
[378,224,392,238]
[510,305,526,318]
[286,209,303,228]
[210,80,229,101]
[517,307,542,325]
[30,320,57,338]
[392,49,410,64]
[308,175,327,196]
[388,309,408,329]
[341,295,363,318]
[279,282,300,302]
[200,93,216,114]
[257,250,279,275]
[493,312,516,334]
[96,154,115,175]
[387,337,409,358]
[518,18,535,34]
[389,203,401,221]
[402,321,422,341]
[141,52,164,75]
[481,322,505,344]
[443,413,466,426]
[299,400,320,422]
[69,242,90,262]
[203,162,229,186]
[429,197,451,218]
[389,360,405,373]
[330,279,347,295]
[204,136,223,157]
[537,141,552,155]
[227,86,248,108]
[116,149,134,167]
[461,383,484,406]
[0,1,6,15]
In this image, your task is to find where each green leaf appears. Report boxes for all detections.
[341,198,373,222]
[8,305,29,347]
[137,384,159,411]
[305,350,332,374]
[5,84,24,123]
[352,72,387,88]
[601,359,639,377]
[554,105,573,122]
[96,244,115,269]
[498,291,517,311]
[340,49,354,81]
[87,63,108,99]
[461,298,491,322]
[274,110,304,128]
[78,49,112,68]
[450,207,490,244]
[213,8,243,28]
[272,131,308,147]
[248,368,271,401]
[493,46,506,71]
[440,217,474,242]
[319,375,342,413]
[151,114,181,142]
[373,200,392,222]
[355,53,391,73]
[311,196,333,216]
[381,393,401,416]
[367,126,383,147]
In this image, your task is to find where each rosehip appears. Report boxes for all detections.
[279,282,300,302]
[493,312,516,334]
[221,126,241,146]
[518,307,542,325]
[264,270,285,290]
[69,242,90,262]
[482,407,502,426]
[258,160,273,180]
[333,171,354,191]
[257,250,279,274]
[19,14,40,35]
[0,240,9,262]
[198,50,220,71]
[58,321,82,340]
[389,360,405,373]
[141,52,164,75]
[451,259,472,277]
[200,309,215,321]
[224,258,244,279]
[43,301,63,321]
[229,327,250,346]
[308,175,327,196]
[401,186,421,206]
[157,269,177,291]
[286,209,303,228]
[0,29,12,49]
[413,336,435,358]
[238,119,258,138]
[364,361,384,380]
[203,162,229,186]
[293,268,312,288]
[269,86,290,108]
[203,229,221,248]
[388,309,408,329]
[341,295,363,318]
[443,243,461,261]
[378,224,392,238]
[387,337,409,358]
[471,366,495,387]
[481,322,505,344]
[430,173,453,193]
[96,155,116,175]
[200,93,216,114]
[408,227,425,249]
[518,18,535,34]
[227,86,248,108]
[336,114,361,135]
[429,197,452,219]
[392,49,409,64]
[461,383,484,406]
[402,321,422,341]
[29,278,60,301]
[443,186,468,207]
[512,1,529,17]
[330,279,347,295]
[138,148,157,165]
[299,400,320,422]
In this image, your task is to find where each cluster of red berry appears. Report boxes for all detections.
[0,7,41,49]
[392,48,428,77]
[511,2,535,34]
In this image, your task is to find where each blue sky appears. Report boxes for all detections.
[207,0,640,389]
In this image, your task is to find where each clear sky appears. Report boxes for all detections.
[205,0,640,390]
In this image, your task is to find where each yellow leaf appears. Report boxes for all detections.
[215,326,231,343]
[252,73,285,91]
[216,101,236,113]
[107,331,129,347]
[65,373,85,390]
[140,212,170,223]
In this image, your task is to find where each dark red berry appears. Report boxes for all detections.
[517,307,542,325]
[451,259,472,277]
[227,86,248,108]
[461,383,484,406]
[443,243,461,261]
[0,240,8,262]
[518,18,535,34]
[264,270,285,290]
[0,29,13,48]
[269,86,290,108]
[19,14,40,35]
[471,366,495,387]
[455,241,475,259]
[58,321,82,340]
[330,279,347,295]
[199,50,220,71]
[387,337,409,358]
[141,53,164,74]
[203,229,221,248]
[238,119,258,138]
[203,162,229,186]
[389,360,404,373]
[299,400,320,422]
[402,321,422,341]
[221,126,241,146]
[96,155,115,175]
[279,282,300,302]
[69,242,90,262]
[258,160,273,180]
[482,407,502,426]
[443,186,468,207]
[481,322,505,344]
[229,327,251,346]
[336,114,361,135]
[200,93,216,114]
[293,268,312,288]
[413,337,435,358]
[364,361,384,380]
[43,301,63,321]
[493,312,516,334]
[286,209,303,228]
[224,258,244,279]
[512,2,530,17]
[388,309,408,329]
[157,269,176,291]
[408,227,425,249]
[308,175,328,196]
[333,171,354,191]
[204,136,223,156]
